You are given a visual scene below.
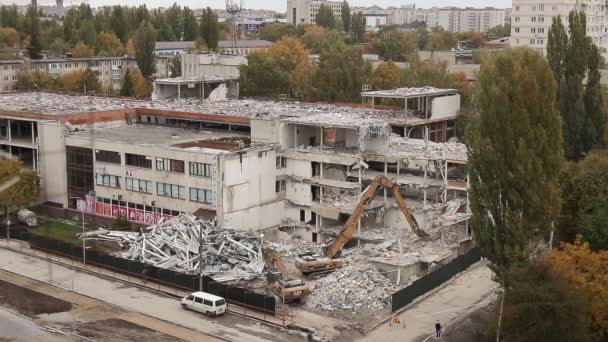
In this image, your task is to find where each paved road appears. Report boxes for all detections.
[360,262,498,342]
[0,247,305,342]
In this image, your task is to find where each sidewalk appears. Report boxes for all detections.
[0,244,306,342]
[360,261,498,342]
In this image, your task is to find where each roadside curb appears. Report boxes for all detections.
[0,245,233,342]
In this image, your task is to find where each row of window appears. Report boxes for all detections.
[529,38,544,45]
[515,5,556,11]
[514,16,545,23]
[2,65,18,71]
[96,173,213,204]
[95,150,213,178]
[2,76,17,81]
[97,196,181,216]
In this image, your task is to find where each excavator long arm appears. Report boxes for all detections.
[324,175,429,259]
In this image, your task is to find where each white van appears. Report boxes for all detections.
[181,292,226,317]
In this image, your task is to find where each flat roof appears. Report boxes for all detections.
[67,123,249,151]
[0,92,458,129]
[361,87,458,99]
[154,76,238,84]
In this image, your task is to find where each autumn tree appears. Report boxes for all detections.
[126,38,136,56]
[62,69,99,93]
[96,31,124,57]
[258,23,296,42]
[468,48,563,281]
[300,25,329,53]
[550,238,608,340]
[0,27,18,48]
[15,71,62,91]
[120,68,134,97]
[25,7,42,59]
[133,22,156,78]
[425,29,457,50]
[200,7,219,50]
[70,41,93,58]
[268,37,313,98]
[501,260,593,341]
[0,160,39,220]
[370,62,401,90]
[316,4,335,29]
[131,70,153,98]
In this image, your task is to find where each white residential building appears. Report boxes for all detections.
[286,0,344,25]
[436,7,507,33]
[387,4,417,26]
[511,0,608,56]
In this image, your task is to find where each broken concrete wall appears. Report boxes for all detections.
[207,83,227,100]
[431,95,460,119]
[359,123,391,152]
[344,129,359,148]
[250,118,280,144]
[383,207,416,231]
[295,125,320,147]
[280,122,294,148]
[286,158,311,178]
[371,260,427,286]
[223,200,284,231]
[38,122,67,207]
[287,181,312,206]
[222,149,280,227]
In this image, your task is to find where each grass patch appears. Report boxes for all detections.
[31,222,82,245]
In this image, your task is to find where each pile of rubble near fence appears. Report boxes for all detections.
[78,213,265,283]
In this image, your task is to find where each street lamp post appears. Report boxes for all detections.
[70,196,86,267]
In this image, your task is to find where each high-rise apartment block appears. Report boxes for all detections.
[511,0,608,56]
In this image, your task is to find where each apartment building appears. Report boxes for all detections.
[154,40,274,56]
[0,60,23,92]
[286,0,344,25]
[437,7,507,33]
[0,56,172,94]
[388,4,417,26]
[0,88,467,242]
[511,0,608,56]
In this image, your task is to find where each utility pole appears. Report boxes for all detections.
[199,222,203,291]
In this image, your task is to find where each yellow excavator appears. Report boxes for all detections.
[262,247,310,303]
[296,175,429,278]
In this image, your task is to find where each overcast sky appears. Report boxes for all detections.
[9,0,512,13]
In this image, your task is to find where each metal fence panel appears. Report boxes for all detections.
[391,247,481,312]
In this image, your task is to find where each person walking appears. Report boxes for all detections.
[435,320,442,338]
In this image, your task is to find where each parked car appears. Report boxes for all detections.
[181,292,226,317]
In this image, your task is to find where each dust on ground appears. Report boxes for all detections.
[76,318,186,342]
[0,279,72,316]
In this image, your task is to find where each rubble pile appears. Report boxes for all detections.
[79,213,265,282]
[306,264,399,311]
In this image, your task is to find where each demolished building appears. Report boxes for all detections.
[0,87,471,286]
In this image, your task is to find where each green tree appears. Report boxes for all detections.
[559,11,604,160]
[316,4,335,29]
[486,23,511,38]
[547,16,567,95]
[341,1,350,33]
[375,29,416,62]
[134,22,157,78]
[120,69,134,96]
[468,48,563,281]
[350,12,365,43]
[165,3,183,40]
[49,38,70,56]
[77,19,97,47]
[558,151,608,250]
[425,28,457,50]
[258,23,296,42]
[240,52,289,96]
[200,7,219,50]
[182,7,198,41]
[0,5,19,28]
[110,6,128,43]
[314,41,370,102]
[170,56,182,77]
[502,260,593,342]
[25,7,42,59]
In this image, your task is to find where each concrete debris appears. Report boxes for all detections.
[306,263,399,312]
[79,213,265,282]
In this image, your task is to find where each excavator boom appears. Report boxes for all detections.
[324,175,429,259]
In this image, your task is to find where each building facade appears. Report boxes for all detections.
[0,88,467,242]
[286,0,344,25]
[437,7,507,33]
[0,57,172,94]
[510,0,608,56]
